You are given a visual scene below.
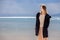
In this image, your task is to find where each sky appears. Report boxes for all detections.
[0,0,60,16]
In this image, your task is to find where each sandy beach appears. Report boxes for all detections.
[0,30,60,40]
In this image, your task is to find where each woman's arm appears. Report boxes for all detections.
[35,13,39,36]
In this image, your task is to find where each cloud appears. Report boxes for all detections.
[0,0,39,16]
[0,0,60,16]
[0,0,28,14]
[46,3,60,15]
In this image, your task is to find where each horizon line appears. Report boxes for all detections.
[0,17,36,18]
[0,17,60,20]
[0,17,60,21]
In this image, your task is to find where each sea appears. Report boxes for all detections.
[0,17,60,40]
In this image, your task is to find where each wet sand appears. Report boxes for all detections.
[0,30,60,40]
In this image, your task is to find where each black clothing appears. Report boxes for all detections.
[35,12,51,38]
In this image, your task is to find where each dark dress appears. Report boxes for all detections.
[35,12,51,38]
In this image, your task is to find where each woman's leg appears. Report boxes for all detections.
[37,27,43,40]
[43,37,48,40]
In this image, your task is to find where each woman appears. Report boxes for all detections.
[35,4,51,40]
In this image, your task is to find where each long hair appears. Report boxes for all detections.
[40,4,48,14]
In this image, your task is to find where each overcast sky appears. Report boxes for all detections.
[0,0,60,16]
